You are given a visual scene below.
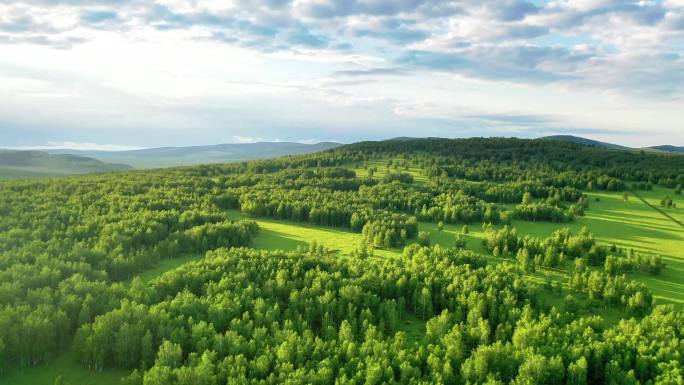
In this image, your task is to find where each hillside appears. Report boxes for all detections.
[539,135,684,155]
[538,134,629,150]
[648,145,684,154]
[48,141,343,168]
[0,150,132,179]
[3,137,684,385]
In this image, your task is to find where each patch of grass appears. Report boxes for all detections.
[629,185,684,225]
[464,189,684,306]
[2,343,127,385]
[397,313,427,343]
[225,210,363,255]
[348,160,430,185]
[225,186,684,307]
[137,253,203,282]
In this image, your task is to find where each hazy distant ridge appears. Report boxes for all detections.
[648,145,684,154]
[539,135,682,154]
[46,141,343,168]
[0,150,132,179]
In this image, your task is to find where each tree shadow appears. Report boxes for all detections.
[252,228,308,251]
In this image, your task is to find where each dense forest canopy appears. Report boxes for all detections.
[1,137,684,385]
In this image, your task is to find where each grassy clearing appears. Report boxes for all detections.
[137,253,203,282]
[349,159,430,184]
[396,313,427,343]
[225,210,364,255]
[224,185,684,306]
[2,343,127,385]
[629,186,684,225]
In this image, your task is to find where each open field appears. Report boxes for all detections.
[630,185,684,225]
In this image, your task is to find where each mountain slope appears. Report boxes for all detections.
[0,150,132,180]
[47,141,343,168]
[538,135,629,150]
[647,145,684,154]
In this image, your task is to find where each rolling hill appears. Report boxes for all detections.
[0,150,132,180]
[47,141,343,168]
[647,145,684,154]
[538,135,629,150]
[539,135,684,154]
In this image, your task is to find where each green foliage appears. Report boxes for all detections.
[417,231,431,247]
[0,174,258,367]
[604,252,665,275]
[70,247,684,384]
[484,226,607,268]
[3,137,684,384]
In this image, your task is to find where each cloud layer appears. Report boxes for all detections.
[0,0,682,146]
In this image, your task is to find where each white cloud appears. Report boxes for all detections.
[0,0,683,147]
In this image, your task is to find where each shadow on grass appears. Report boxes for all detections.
[252,228,308,250]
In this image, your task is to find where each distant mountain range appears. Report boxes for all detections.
[648,145,684,154]
[45,141,343,169]
[2,136,681,180]
[539,135,683,154]
[0,150,132,180]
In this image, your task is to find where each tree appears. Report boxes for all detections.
[454,234,466,249]
[155,341,182,369]
[567,357,588,385]
[141,330,155,370]
[418,287,433,320]
[417,231,431,247]
[517,248,534,273]
[522,192,533,205]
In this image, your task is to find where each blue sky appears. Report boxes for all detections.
[0,0,683,149]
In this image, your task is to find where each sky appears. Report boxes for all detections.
[0,0,683,149]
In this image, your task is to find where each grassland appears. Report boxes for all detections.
[630,185,684,225]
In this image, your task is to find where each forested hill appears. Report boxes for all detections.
[325,137,684,182]
[0,150,132,179]
[537,135,629,150]
[2,136,684,385]
[649,145,684,154]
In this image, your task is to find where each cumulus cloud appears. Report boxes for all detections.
[0,0,680,94]
[0,0,682,146]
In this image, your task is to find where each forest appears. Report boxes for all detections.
[1,137,684,385]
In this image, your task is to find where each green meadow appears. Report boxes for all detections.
[223,185,684,306]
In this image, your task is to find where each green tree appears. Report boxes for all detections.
[155,341,182,369]
[417,231,431,247]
